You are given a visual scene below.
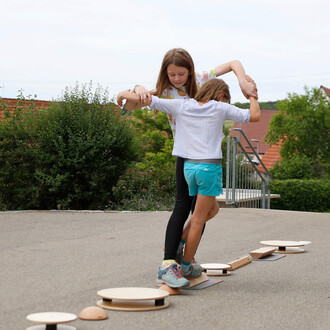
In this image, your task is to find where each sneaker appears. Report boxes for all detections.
[175,248,197,265]
[175,244,197,265]
[156,264,190,288]
[180,263,203,278]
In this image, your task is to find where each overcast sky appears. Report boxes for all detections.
[1,0,329,103]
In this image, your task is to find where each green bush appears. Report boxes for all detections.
[270,179,330,212]
[107,106,177,211]
[0,84,139,210]
[0,94,41,209]
[109,164,176,211]
[128,108,173,159]
[270,155,314,180]
[266,87,330,177]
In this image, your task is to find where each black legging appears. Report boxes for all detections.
[164,157,204,260]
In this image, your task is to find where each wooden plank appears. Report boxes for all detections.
[186,272,209,288]
[249,247,276,259]
[227,256,252,271]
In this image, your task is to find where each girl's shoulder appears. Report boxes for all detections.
[195,69,217,83]
[195,69,217,91]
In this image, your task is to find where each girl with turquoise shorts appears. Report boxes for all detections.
[117,77,260,287]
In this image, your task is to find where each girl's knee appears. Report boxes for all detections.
[207,203,219,220]
[213,203,220,216]
[190,216,206,228]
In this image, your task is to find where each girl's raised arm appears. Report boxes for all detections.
[117,90,151,110]
[215,60,258,99]
[249,97,261,122]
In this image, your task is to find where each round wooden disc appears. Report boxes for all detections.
[275,247,305,254]
[299,241,311,245]
[204,269,231,276]
[260,240,305,247]
[27,326,76,330]
[26,312,77,325]
[201,263,230,270]
[97,287,169,301]
[97,299,169,311]
[159,284,181,295]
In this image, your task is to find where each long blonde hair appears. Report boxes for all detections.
[195,79,231,103]
[152,48,197,98]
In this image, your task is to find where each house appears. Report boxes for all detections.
[257,140,282,174]
[320,85,330,98]
[0,97,122,120]
[229,109,278,157]
[229,109,283,175]
[0,98,50,121]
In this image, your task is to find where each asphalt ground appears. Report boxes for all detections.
[0,208,329,330]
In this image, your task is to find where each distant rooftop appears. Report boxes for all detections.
[229,110,278,155]
[320,85,330,98]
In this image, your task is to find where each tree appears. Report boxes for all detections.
[265,87,330,178]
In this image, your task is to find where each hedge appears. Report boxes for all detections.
[270,179,330,212]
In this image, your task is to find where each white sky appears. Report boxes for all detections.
[1,0,329,103]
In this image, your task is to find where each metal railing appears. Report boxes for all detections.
[226,128,273,209]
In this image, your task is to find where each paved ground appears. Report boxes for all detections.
[0,208,329,330]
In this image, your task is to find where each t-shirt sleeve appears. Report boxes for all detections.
[223,103,250,123]
[150,96,182,115]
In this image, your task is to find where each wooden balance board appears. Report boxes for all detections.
[186,271,210,287]
[201,263,231,276]
[260,240,311,254]
[97,287,170,311]
[26,312,77,330]
[249,247,277,259]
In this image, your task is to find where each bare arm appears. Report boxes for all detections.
[215,60,258,99]
[249,97,261,122]
[132,85,152,106]
[117,90,151,110]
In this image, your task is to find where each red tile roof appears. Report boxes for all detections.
[257,141,282,173]
[0,98,50,120]
[320,85,330,98]
[229,110,278,154]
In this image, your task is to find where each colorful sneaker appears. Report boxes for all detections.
[180,263,203,278]
[191,257,197,265]
[175,248,197,266]
[156,264,190,288]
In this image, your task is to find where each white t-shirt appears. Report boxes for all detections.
[154,69,217,137]
[149,96,250,159]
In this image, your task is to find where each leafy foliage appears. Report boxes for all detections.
[266,87,330,178]
[109,165,176,211]
[108,107,177,210]
[234,101,279,110]
[270,179,330,212]
[128,108,173,157]
[270,155,314,180]
[0,83,139,210]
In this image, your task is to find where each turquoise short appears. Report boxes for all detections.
[184,162,223,197]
